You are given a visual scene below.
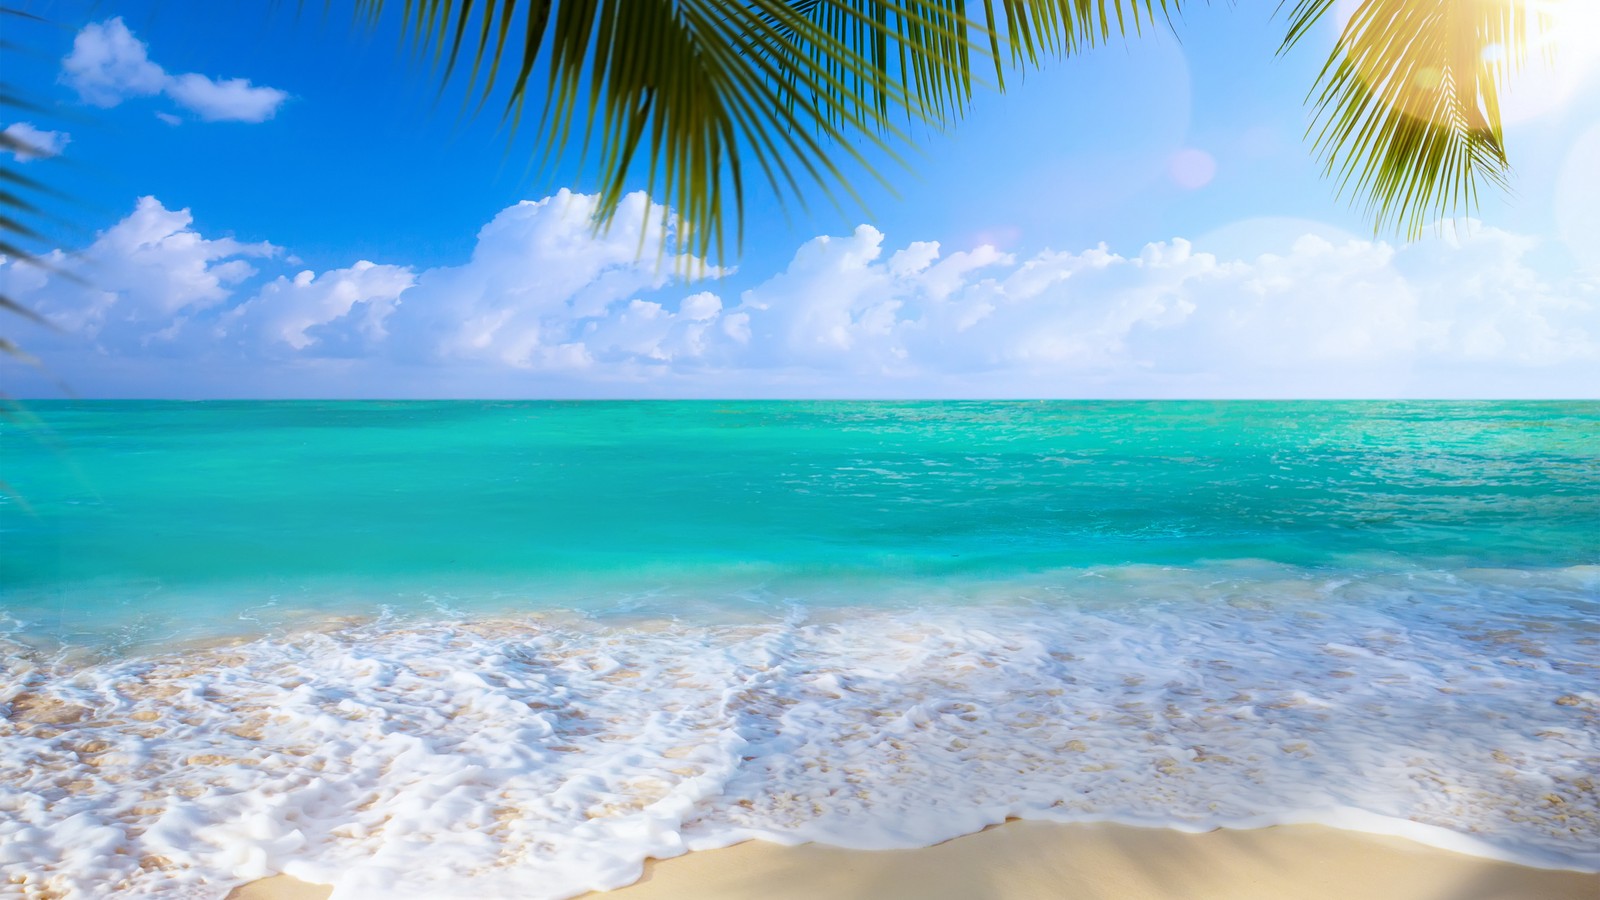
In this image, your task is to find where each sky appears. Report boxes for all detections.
[2,0,1598,398]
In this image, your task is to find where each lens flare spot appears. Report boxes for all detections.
[1167,148,1217,191]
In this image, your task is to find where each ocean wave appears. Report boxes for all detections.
[2,566,1597,898]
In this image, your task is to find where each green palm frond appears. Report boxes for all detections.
[987,1,1179,70]
[2,8,49,278]
[346,1,1187,265]
[1281,0,1547,237]
[351,1,900,265]
[780,1,973,127]
[2,6,65,375]
[778,2,1181,124]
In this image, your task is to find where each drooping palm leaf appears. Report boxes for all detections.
[1,9,51,275]
[1281,0,1546,237]
[354,0,933,265]
[778,2,1180,125]
[1,6,66,389]
[988,1,1179,70]
[345,1,1187,264]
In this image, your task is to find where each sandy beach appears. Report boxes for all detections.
[228,821,1600,900]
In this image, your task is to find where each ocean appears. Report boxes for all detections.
[2,401,1597,897]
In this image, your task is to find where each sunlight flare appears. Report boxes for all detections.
[1494,0,1600,123]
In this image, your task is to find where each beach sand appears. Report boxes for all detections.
[228,820,1600,899]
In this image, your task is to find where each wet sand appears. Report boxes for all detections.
[229,820,1600,899]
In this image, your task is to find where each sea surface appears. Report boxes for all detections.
[2,401,1597,898]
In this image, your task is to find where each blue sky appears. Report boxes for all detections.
[2,0,1598,397]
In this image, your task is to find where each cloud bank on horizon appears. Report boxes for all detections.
[62,18,288,123]
[3,189,1597,398]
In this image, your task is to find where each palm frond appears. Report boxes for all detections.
[1281,0,1546,237]
[345,1,1187,265]
[1,6,65,378]
[352,1,932,265]
[988,1,1180,71]
[777,2,1181,127]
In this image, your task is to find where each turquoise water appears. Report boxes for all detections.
[4,400,1597,649]
[3,401,1599,897]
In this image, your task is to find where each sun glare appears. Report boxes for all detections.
[1483,0,1600,124]
[1542,0,1600,52]
[1329,0,1600,127]
[1476,0,1600,126]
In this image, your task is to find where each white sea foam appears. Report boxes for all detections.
[2,566,1597,899]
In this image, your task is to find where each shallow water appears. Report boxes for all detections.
[2,402,1597,898]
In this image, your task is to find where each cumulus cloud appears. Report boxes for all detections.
[62,19,288,123]
[3,122,71,161]
[2,196,275,352]
[227,262,416,354]
[378,190,724,371]
[710,222,1599,391]
[60,18,166,106]
[4,191,1597,398]
[163,74,289,124]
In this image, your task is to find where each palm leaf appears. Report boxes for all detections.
[987,1,1179,70]
[345,1,1187,265]
[1,7,65,381]
[777,2,1180,125]
[1281,0,1546,237]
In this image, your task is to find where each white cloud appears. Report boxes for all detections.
[377,190,723,370]
[164,74,289,124]
[3,122,71,161]
[228,262,415,353]
[61,18,287,123]
[4,192,1597,398]
[705,222,1599,392]
[2,196,275,351]
[61,18,167,106]
[680,292,723,322]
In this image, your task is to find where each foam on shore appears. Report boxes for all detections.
[3,565,1597,899]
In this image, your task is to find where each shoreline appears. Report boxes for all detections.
[229,820,1600,900]
[11,591,1597,897]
